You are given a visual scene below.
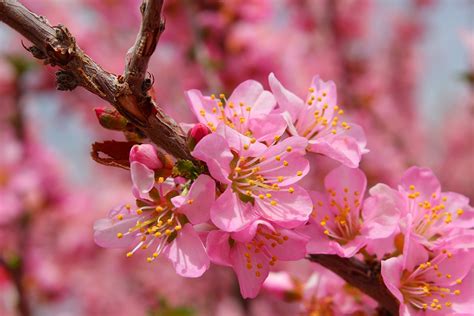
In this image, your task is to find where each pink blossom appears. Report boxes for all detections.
[382,247,474,315]
[268,73,368,168]
[206,220,308,298]
[192,125,312,231]
[186,80,287,143]
[94,174,215,278]
[366,166,474,256]
[305,165,399,257]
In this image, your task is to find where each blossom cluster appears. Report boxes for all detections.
[94,75,473,315]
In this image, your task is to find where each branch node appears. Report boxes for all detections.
[56,70,78,91]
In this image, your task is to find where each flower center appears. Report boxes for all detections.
[406,185,464,244]
[242,227,289,278]
[399,251,461,312]
[114,202,186,262]
[317,188,361,243]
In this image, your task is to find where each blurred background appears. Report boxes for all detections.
[0,0,473,315]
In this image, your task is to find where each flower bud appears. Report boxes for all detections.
[129,144,163,170]
[187,123,211,150]
[94,107,128,131]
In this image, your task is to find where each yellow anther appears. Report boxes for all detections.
[126,252,133,258]
[246,263,252,270]
[331,129,337,134]
[165,229,172,236]
[117,214,124,220]
[445,302,452,307]
[409,185,415,190]
[219,93,225,99]
[270,200,277,206]
[147,257,153,263]
[187,199,194,205]
[125,204,131,210]
[117,233,123,239]
[297,171,303,176]
[155,206,164,212]
[454,290,461,295]
[323,230,329,235]
[167,218,173,224]
[154,232,162,237]
[446,274,452,278]
[309,87,315,92]
[153,252,159,258]
[288,187,294,193]
[286,146,292,152]
[283,160,289,166]
[175,225,182,231]
[442,196,448,202]
[456,279,462,284]
[199,109,206,117]
[457,209,464,216]
[158,177,165,183]
[338,109,344,115]
[277,176,284,182]
[239,117,245,123]
[259,194,265,200]
[136,209,143,215]
[246,190,252,196]
[246,106,251,112]
[210,94,216,100]
[243,144,249,150]
[266,193,272,198]
[275,155,281,161]
[250,138,256,144]
[320,221,327,226]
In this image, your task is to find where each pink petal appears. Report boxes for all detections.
[206,230,232,267]
[192,133,232,184]
[129,144,162,169]
[308,124,367,168]
[130,161,155,196]
[268,73,304,120]
[259,136,309,186]
[248,113,287,143]
[254,185,312,228]
[185,89,219,127]
[211,187,259,232]
[163,223,210,278]
[399,166,441,200]
[249,90,277,116]
[302,221,336,255]
[228,80,265,109]
[381,256,405,303]
[230,243,269,298]
[174,174,215,224]
[324,165,367,215]
[216,124,267,157]
[362,184,404,239]
[93,217,138,248]
[268,227,308,260]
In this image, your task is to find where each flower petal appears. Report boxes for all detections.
[206,230,232,267]
[192,133,233,184]
[163,223,210,278]
[268,73,304,120]
[175,174,215,224]
[254,185,312,228]
[211,187,259,232]
[230,243,269,298]
[93,217,138,248]
[130,161,155,196]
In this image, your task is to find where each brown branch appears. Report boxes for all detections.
[309,254,399,316]
[124,0,165,95]
[0,0,193,161]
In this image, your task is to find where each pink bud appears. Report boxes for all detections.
[129,144,163,170]
[187,123,211,150]
[94,107,128,131]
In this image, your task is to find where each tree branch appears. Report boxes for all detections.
[0,0,193,161]
[308,254,399,316]
[124,0,165,95]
